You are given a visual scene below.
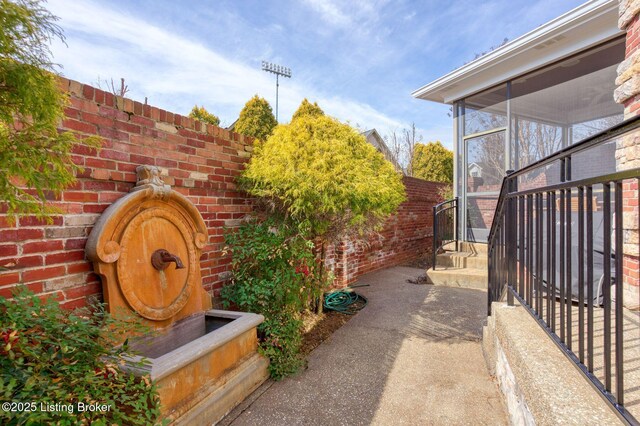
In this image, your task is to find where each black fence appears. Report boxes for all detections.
[432,197,458,270]
[488,117,640,425]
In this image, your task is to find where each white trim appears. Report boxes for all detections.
[412,0,622,104]
[463,127,508,140]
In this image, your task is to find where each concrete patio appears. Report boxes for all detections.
[220,266,507,426]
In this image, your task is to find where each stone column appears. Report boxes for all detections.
[614,0,640,309]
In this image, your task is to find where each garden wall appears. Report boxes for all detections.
[0,78,254,309]
[328,177,445,287]
[0,78,445,309]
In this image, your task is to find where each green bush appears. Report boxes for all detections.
[291,98,324,122]
[235,95,277,142]
[0,288,163,425]
[221,218,319,379]
[411,141,453,183]
[240,114,406,240]
[188,105,220,126]
[258,312,304,379]
[1,0,101,221]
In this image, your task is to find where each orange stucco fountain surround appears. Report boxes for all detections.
[86,165,268,425]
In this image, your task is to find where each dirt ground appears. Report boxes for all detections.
[300,311,353,355]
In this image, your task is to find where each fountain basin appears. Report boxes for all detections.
[85,166,269,424]
[124,310,268,424]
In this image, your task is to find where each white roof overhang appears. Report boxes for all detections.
[411,0,623,104]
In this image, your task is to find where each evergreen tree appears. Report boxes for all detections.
[411,141,453,183]
[291,98,324,122]
[189,105,220,126]
[235,95,277,141]
[0,0,99,221]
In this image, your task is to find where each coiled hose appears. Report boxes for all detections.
[323,286,368,315]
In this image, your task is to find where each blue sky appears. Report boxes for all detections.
[47,0,586,148]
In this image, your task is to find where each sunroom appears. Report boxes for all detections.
[412,0,624,242]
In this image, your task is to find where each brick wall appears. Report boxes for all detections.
[0,78,445,309]
[615,0,640,309]
[329,177,446,287]
[0,78,254,309]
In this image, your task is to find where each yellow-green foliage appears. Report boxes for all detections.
[241,114,406,239]
[411,141,453,183]
[0,0,99,221]
[189,104,220,126]
[291,98,324,122]
[235,95,277,142]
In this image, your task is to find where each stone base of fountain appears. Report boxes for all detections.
[125,310,268,424]
[86,166,270,425]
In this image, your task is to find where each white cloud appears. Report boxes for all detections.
[48,0,411,133]
[302,0,352,27]
[301,0,389,37]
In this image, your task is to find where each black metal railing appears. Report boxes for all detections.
[432,197,458,270]
[488,116,640,425]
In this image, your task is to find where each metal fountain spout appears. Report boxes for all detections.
[151,249,185,270]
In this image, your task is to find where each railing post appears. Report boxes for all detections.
[506,170,517,306]
[432,205,438,271]
[482,118,640,424]
[454,197,459,252]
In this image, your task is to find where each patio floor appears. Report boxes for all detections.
[220,266,507,426]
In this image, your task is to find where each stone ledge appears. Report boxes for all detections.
[482,302,622,426]
[619,0,640,30]
[614,74,640,104]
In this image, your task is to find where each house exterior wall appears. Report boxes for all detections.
[615,0,640,308]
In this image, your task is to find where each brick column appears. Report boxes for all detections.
[614,0,640,309]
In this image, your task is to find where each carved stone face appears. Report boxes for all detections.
[135,165,165,187]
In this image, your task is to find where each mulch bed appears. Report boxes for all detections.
[300,311,353,355]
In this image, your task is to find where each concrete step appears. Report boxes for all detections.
[426,267,487,291]
[436,252,487,269]
[458,242,488,254]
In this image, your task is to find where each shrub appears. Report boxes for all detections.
[188,105,220,126]
[438,184,454,202]
[0,288,163,425]
[411,141,453,183]
[221,218,318,379]
[1,0,100,221]
[240,114,405,312]
[241,114,406,240]
[235,95,277,142]
[291,98,324,122]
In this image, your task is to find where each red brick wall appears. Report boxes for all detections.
[0,78,446,309]
[329,177,446,287]
[616,0,640,308]
[625,14,640,57]
[0,78,253,309]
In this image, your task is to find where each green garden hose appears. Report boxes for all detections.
[323,288,368,315]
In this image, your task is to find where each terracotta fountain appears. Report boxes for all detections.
[86,165,268,425]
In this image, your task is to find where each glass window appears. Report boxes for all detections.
[455,37,625,242]
[466,131,505,191]
[455,101,464,198]
[510,38,624,169]
[463,84,507,135]
[511,117,563,170]
[467,195,499,241]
